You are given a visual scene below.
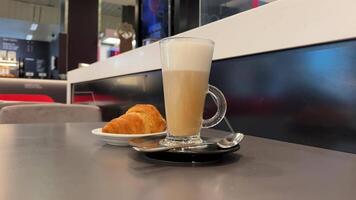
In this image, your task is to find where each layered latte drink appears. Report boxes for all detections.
[163,70,210,136]
[160,37,226,146]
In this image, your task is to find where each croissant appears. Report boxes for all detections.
[102,104,166,134]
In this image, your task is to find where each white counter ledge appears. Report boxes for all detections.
[67,0,356,103]
[0,78,66,84]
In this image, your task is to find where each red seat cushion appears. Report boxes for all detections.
[0,94,54,102]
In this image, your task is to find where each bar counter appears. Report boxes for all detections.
[0,122,355,200]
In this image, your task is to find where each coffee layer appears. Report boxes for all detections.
[163,70,210,136]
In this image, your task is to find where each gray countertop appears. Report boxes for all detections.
[0,123,355,200]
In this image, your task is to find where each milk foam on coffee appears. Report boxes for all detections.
[161,38,214,137]
[160,38,214,72]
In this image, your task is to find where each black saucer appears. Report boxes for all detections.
[129,136,240,163]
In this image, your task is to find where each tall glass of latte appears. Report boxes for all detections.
[160,37,227,147]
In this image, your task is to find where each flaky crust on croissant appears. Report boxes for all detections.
[102,104,166,134]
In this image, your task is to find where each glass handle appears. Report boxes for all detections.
[202,85,227,128]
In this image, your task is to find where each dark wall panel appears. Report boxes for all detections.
[122,5,135,25]
[210,39,356,153]
[72,39,356,154]
[173,0,199,34]
[73,72,164,120]
[58,33,68,74]
[68,0,98,71]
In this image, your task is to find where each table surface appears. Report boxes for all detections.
[0,123,355,200]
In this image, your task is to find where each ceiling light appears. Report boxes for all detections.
[30,23,38,31]
[102,37,120,45]
[26,34,33,40]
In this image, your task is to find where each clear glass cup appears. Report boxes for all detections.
[159,37,227,147]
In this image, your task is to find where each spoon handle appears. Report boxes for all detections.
[133,142,214,153]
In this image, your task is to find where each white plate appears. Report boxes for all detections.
[91,128,166,146]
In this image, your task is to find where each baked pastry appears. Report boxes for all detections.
[102,104,166,134]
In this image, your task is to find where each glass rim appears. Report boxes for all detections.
[159,36,214,45]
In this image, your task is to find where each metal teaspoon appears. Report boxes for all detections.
[132,132,244,153]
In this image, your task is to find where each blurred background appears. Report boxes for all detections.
[0,0,277,80]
